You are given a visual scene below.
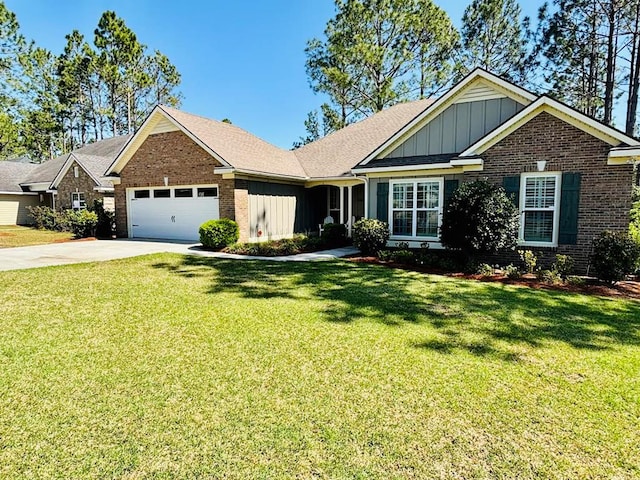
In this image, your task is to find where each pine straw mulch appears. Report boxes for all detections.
[347,256,640,301]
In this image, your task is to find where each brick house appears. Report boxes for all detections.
[104,69,640,272]
[0,135,130,224]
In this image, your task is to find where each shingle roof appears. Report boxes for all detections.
[357,152,460,169]
[294,99,435,178]
[0,160,39,192]
[159,106,308,178]
[22,135,130,188]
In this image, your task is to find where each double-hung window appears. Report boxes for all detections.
[71,192,86,210]
[520,173,561,246]
[390,178,443,239]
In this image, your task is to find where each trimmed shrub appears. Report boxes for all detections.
[591,230,640,283]
[199,218,239,249]
[518,249,538,274]
[440,180,519,254]
[537,269,563,285]
[504,264,521,279]
[352,219,389,256]
[476,263,495,276]
[552,254,575,279]
[26,206,67,231]
[66,209,98,238]
[321,223,348,247]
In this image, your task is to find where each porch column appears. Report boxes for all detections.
[339,186,344,224]
[347,185,353,237]
[363,180,368,218]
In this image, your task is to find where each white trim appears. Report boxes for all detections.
[71,191,87,211]
[358,69,537,166]
[51,153,103,189]
[20,182,52,192]
[518,172,562,248]
[460,97,640,157]
[352,158,483,175]
[388,177,444,242]
[0,191,38,196]
[608,147,640,165]
[213,166,307,182]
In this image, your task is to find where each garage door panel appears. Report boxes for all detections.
[128,186,219,241]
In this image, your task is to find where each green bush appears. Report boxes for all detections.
[26,206,67,231]
[223,235,326,257]
[552,254,575,279]
[440,180,519,254]
[476,263,495,276]
[566,275,586,287]
[504,264,521,279]
[65,209,98,238]
[518,249,538,274]
[199,218,239,250]
[591,230,640,283]
[321,223,348,247]
[537,269,563,285]
[352,219,389,256]
[90,199,115,238]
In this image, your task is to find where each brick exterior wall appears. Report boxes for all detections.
[114,130,248,240]
[464,111,634,273]
[57,160,111,210]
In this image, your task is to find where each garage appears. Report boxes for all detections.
[127,185,219,241]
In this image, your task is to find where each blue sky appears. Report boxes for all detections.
[6,1,541,148]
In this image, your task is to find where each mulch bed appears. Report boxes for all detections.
[348,256,640,300]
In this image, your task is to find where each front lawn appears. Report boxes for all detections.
[1,254,638,478]
[0,225,74,248]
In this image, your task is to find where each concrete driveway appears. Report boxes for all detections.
[0,239,359,271]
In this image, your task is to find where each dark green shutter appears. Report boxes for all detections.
[502,176,520,208]
[376,182,389,223]
[559,172,581,245]
[444,179,459,208]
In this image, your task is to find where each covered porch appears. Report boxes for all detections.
[305,178,367,237]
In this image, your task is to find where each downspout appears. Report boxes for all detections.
[350,174,369,218]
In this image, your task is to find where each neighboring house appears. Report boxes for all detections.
[0,135,130,225]
[105,69,640,272]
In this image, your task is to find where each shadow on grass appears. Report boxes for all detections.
[152,256,640,360]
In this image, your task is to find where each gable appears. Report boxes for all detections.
[385,97,524,158]
[358,69,537,166]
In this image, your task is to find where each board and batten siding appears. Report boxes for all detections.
[247,181,316,241]
[0,194,39,225]
[386,98,524,158]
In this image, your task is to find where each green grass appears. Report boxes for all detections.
[0,225,73,248]
[1,254,639,478]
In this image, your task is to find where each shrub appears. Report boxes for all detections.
[199,218,239,249]
[440,180,519,254]
[90,200,115,238]
[321,223,348,247]
[566,275,586,287]
[591,231,640,283]
[352,219,389,256]
[26,206,67,231]
[390,249,415,264]
[537,269,563,285]
[504,264,521,279]
[552,254,575,279]
[476,263,495,276]
[65,209,98,238]
[518,249,538,274]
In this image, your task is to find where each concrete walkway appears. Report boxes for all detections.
[0,239,359,272]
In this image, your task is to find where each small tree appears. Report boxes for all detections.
[591,231,640,283]
[440,180,519,254]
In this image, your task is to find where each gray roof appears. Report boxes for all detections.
[294,99,435,178]
[0,160,39,192]
[157,100,434,179]
[22,135,130,188]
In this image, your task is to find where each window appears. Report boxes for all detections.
[134,190,150,199]
[390,178,442,239]
[520,173,561,246]
[174,188,193,198]
[71,192,86,210]
[153,189,170,198]
[197,187,218,197]
[73,166,79,178]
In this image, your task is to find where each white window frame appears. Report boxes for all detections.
[519,172,562,247]
[71,191,86,211]
[389,177,444,241]
[73,166,79,178]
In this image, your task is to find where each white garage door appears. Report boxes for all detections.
[128,185,220,241]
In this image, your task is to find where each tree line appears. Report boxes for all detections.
[297,0,640,146]
[0,4,181,162]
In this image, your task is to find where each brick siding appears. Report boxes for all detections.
[114,130,246,239]
[464,111,634,273]
[57,160,110,210]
